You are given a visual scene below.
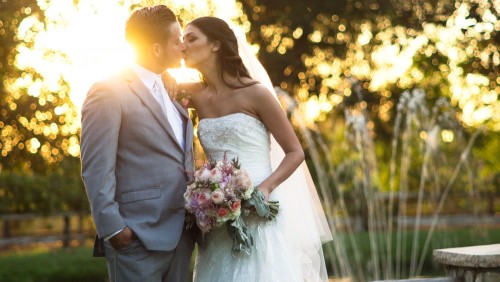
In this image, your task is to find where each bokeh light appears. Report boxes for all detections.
[13,0,246,110]
[2,0,249,164]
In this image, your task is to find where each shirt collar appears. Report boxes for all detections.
[130,63,162,90]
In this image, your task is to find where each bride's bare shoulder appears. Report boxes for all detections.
[243,83,275,102]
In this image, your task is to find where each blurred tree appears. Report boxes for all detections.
[238,0,499,237]
[0,0,84,214]
[239,0,499,132]
[0,0,251,214]
[0,0,81,174]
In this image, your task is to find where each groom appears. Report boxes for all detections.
[80,5,194,281]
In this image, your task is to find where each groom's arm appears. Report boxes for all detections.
[80,82,127,243]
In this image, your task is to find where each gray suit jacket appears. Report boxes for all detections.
[80,68,194,253]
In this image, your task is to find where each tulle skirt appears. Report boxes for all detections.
[193,212,301,282]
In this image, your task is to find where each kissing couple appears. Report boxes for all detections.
[80,4,331,282]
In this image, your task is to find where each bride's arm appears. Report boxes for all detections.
[250,85,305,199]
[179,82,205,106]
[161,71,204,108]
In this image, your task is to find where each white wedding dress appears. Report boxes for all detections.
[193,112,323,282]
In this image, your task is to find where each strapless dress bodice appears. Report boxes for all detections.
[197,113,271,185]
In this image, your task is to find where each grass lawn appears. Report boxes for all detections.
[0,246,108,282]
[323,227,500,280]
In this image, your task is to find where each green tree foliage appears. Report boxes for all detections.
[0,159,87,214]
[239,0,498,131]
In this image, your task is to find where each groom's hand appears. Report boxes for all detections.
[109,226,135,250]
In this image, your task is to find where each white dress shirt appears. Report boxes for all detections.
[130,63,185,150]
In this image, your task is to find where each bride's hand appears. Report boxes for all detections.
[177,90,191,109]
[161,71,191,109]
[258,186,271,200]
[161,71,179,100]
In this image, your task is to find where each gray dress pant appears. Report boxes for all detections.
[104,228,194,282]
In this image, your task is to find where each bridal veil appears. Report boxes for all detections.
[231,23,333,281]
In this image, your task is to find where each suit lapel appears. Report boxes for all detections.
[124,69,182,151]
[173,101,194,152]
[173,100,189,120]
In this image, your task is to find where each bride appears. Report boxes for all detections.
[169,16,332,281]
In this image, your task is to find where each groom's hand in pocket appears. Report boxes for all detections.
[109,226,135,250]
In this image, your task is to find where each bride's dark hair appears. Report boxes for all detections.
[188,17,257,89]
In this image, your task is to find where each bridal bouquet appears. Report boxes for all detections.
[184,154,279,255]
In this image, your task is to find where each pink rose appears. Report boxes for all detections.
[200,193,208,200]
[217,207,229,218]
[230,200,241,212]
[198,192,209,204]
[210,189,224,204]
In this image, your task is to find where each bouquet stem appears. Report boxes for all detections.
[243,190,280,220]
[226,216,254,256]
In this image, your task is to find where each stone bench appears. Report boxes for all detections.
[433,244,500,282]
[371,278,453,282]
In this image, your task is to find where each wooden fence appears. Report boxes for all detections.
[0,193,497,250]
[0,212,93,249]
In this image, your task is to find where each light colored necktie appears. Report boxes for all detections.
[152,76,185,150]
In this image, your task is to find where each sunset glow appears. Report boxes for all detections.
[13,0,245,110]
[3,0,246,160]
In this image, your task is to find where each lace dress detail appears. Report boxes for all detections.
[197,113,268,147]
[193,113,301,282]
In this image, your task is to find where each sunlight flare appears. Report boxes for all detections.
[14,0,246,110]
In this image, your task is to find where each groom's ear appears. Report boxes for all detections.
[152,43,162,58]
[211,41,221,52]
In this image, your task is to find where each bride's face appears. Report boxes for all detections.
[183,25,217,69]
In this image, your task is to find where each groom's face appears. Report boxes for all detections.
[156,22,184,69]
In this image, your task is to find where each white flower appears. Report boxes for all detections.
[215,160,224,168]
[230,209,241,220]
[210,189,225,204]
[242,186,254,200]
[195,167,211,181]
[238,170,253,188]
[187,183,197,191]
[231,170,254,199]
[209,168,223,183]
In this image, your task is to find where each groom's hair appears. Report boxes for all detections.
[125,5,177,50]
